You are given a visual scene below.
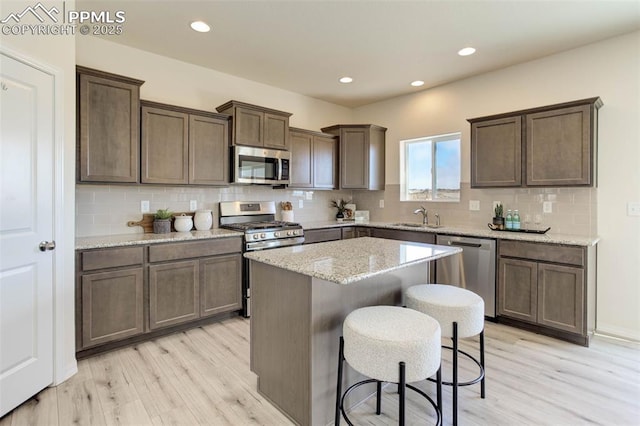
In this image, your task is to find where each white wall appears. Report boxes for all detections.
[353,31,640,340]
[76,36,352,131]
[0,1,78,383]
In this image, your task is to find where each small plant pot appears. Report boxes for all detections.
[153,218,172,234]
[492,217,505,230]
[336,212,344,222]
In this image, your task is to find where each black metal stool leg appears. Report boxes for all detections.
[335,336,345,426]
[453,321,458,426]
[480,329,486,399]
[436,365,443,422]
[376,381,382,415]
[399,362,406,426]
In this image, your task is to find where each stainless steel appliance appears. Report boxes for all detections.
[435,235,496,318]
[232,146,291,185]
[219,201,304,317]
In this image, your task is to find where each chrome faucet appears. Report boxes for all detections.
[435,213,440,227]
[413,206,428,225]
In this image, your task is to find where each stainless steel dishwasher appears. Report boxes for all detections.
[435,235,496,318]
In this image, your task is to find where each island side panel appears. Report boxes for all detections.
[250,261,312,425]
[310,263,431,426]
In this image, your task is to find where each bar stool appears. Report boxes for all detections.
[406,284,485,426]
[335,305,442,425]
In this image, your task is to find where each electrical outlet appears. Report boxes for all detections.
[628,202,640,216]
[379,199,385,208]
[543,201,553,213]
[298,199,304,209]
[141,200,150,213]
[469,200,480,211]
[190,200,197,211]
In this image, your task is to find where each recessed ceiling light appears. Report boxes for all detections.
[190,21,210,33]
[411,80,424,87]
[339,76,353,84]
[458,47,476,56]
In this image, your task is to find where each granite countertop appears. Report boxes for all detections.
[75,229,243,250]
[298,220,599,247]
[244,236,462,285]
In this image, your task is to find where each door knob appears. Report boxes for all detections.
[39,241,56,251]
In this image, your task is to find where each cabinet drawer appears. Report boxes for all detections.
[81,247,144,271]
[148,237,242,263]
[499,240,584,267]
[304,228,342,244]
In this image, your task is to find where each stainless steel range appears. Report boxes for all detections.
[219,201,304,317]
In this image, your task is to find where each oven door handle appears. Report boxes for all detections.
[246,237,305,251]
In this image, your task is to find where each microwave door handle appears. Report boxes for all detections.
[277,159,282,181]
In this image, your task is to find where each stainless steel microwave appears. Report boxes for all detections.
[233,146,290,185]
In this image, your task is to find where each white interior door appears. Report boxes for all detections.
[0,52,55,417]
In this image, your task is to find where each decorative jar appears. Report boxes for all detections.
[174,214,193,232]
[194,210,213,230]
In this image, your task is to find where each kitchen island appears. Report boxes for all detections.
[245,237,461,426]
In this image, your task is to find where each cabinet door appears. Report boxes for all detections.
[149,260,199,330]
[340,128,369,189]
[498,258,537,323]
[200,254,242,317]
[470,116,522,187]
[234,107,263,146]
[289,131,313,188]
[313,135,338,189]
[526,104,592,186]
[141,106,189,184]
[189,114,229,185]
[264,113,289,150]
[341,227,355,239]
[78,72,140,183]
[537,263,584,334]
[81,268,143,348]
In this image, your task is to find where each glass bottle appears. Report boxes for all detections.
[506,209,513,230]
[513,210,521,230]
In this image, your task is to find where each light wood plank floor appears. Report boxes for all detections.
[1,317,638,425]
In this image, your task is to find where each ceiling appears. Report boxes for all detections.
[79,0,640,108]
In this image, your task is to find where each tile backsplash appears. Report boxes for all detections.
[77,183,596,237]
[355,183,597,236]
[75,185,353,237]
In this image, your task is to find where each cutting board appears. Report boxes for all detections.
[127,212,195,233]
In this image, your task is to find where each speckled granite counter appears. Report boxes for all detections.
[244,236,461,285]
[298,220,599,247]
[76,229,242,250]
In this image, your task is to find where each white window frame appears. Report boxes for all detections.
[400,132,461,202]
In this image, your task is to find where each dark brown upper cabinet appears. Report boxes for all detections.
[289,128,338,189]
[141,101,230,186]
[321,124,386,190]
[77,66,144,183]
[468,97,602,188]
[216,100,292,150]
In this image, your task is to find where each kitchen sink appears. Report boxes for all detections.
[391,223,443,229]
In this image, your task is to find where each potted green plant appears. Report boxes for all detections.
[330,198,352,222]
[493,203,505,230]
[153,208,173,234]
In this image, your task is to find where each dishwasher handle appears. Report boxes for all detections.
[448,241,482,248]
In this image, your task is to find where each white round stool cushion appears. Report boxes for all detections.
[406,284,484,339]
[343,306,441,383]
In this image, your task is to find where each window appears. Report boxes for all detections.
[400,132,461,202]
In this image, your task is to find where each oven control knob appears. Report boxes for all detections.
[293,230,300,235]
[252,234,259,240]
[287,231,292,236]
[260,233,266,238]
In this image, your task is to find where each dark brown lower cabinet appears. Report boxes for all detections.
[200,254,242,317]
[498,240,593,345]
[76,237,243,356]
[148,260,199,330]
[81,268,144,348]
